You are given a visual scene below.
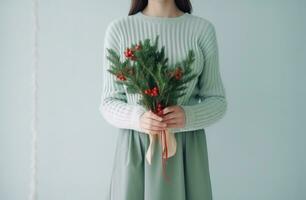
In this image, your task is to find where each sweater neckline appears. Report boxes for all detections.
[136,11,189,23]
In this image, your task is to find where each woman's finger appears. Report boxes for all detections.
[144,117,167,128]
[142,122,166,131]
[166,123,181,128]
[163,118,177,124]
[148,111,163,121]
[162,112,178,121]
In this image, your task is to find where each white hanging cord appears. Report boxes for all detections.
[29,0,39,199]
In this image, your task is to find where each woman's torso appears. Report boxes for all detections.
[109,12,213,107]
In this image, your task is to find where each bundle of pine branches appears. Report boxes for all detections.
[106,35,197,181]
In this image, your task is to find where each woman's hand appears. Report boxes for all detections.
[162,105,186,129]
[139,110,167,135]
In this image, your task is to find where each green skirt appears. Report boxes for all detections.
[106,128,213,200]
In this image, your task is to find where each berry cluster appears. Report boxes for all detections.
[124,43,142,61]
[116,72,126,81]
[156,102,164,116]
[168,67,183,80]
[174,67,183,80]
[144,86,159,97]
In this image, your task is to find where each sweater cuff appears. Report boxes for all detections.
[130,104,147,132]
[180,105,197,130]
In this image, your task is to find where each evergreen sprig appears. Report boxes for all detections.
[106,35,197,115]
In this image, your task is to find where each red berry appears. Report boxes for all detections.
[124,48,130,57]
[135,44,141,50]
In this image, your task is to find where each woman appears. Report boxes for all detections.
[99,0,227,199]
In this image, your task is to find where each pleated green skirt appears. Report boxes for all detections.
[106,128,213,200]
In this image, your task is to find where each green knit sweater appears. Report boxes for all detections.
[99,11,227,133]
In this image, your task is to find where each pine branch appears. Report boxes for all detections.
[105,35,197,113]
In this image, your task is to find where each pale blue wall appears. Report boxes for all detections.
[1,0,305,200]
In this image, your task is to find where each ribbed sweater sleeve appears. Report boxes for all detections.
[172,23,227,133]
[98,21,146,132]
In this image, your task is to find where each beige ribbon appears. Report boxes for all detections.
[145,128,177,165]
